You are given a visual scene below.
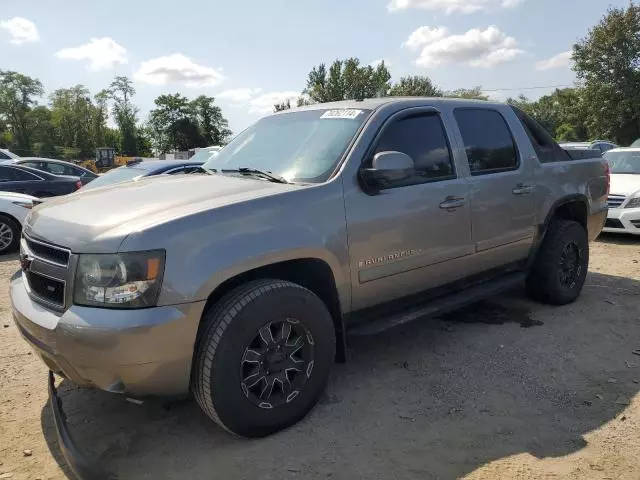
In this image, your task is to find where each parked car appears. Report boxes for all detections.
[602,147,640,235]
[12,98,608,475]
[0,148,20,162]
[0,191,39,254]
[16,158,98,185]
[79,159,206,191]
[189,145,222,163]
[559,140,618,153]
[0,164,82,197]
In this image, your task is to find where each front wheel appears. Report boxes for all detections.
[526,219,589,305]
[193,279,336,437]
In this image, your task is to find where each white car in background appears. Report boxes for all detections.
[0,148,20,163]
[0,191,39,254]
[603,148,640,235]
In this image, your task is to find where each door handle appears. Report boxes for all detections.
[512,183,535,196]
[439,196,466,210]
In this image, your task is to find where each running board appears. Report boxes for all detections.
[348,272,526,337]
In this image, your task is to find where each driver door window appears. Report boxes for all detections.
[371,114,455,189]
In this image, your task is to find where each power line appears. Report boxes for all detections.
[480,84,573,92]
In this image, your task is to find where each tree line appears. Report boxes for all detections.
[0,73,232,160]
[1,3,638,160]
[276,4,640,147]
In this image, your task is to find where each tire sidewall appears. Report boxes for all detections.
[544,222,589,304]
[206,284,335,437]
[0,216,20,254]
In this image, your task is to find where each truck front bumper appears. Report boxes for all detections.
[11,272,206,396]
[603,207,640,235]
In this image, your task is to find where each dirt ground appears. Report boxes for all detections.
[1,234,639,480]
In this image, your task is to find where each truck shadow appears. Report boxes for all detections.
[0,252,19,264]
[596,232,640,246]
[41,271,640,480]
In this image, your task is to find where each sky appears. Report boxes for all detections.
[0,0,628,136]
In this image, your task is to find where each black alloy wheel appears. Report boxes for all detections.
[240,318,314,409]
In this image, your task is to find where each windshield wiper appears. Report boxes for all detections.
[221,167,289,184]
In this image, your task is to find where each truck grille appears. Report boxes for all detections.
[24,235,70,267]
[25,270,65,307]
[607,195,626,208]
[21,234,71,309]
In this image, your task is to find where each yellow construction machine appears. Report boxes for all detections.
[80,148,134,173]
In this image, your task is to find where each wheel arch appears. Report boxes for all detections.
[195,257,348,366]
[527,194,589,268]
[0,211,23,229]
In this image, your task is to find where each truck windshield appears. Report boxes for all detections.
[203,108,371,183]
[604,151,640,174]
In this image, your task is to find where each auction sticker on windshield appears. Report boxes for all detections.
[320,109,364,120]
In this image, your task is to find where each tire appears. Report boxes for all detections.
[526,219,589,305]
[0,215,20,255]
[193,279,336,438]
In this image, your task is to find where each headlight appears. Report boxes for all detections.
[74,250,165,308]
[12,201,33,209]
[625,192,640,209]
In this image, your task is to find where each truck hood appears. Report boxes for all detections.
[609,173,640,196]
[24,173,299,252]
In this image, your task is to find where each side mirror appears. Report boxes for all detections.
[360,151,415,190]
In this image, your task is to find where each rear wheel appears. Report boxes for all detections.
[0,215,20,254]
[526,219,589,305]
[193,279,335,437]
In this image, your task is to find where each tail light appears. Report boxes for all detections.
[604,162,610,196]
[75,180,82,190]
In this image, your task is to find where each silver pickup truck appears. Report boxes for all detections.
[12,98,608,445]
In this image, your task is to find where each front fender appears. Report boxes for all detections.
[119,181,352,313]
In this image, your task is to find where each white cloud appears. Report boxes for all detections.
[388,0,523,14]
[218,88,263,103]
[0,17,39,44]
[535,51,572,71]
[370,58,393,68]
[248,91,300,114]
[405,25,524,68]
[134,54,225,87]
[403,26,448,50]
[56,37,127,71]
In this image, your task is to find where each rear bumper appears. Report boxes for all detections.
[602,207,640,235]
[11,272,205,396]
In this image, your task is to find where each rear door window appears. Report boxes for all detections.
[454,109,518,175]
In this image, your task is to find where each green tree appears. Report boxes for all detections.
[303,58,391,103]
[274,99,291,112]
[389,76,442,97]
[135,126,153,157]
[49,85,97,157]
[149,93,200,153]
[444,86,489,100]
[27,106,56,157]
[508,88,588,141]
[573,3,640,145]
[190,95,232,145]
[92,89,110,148]
[0,70,44,155]
[109,76,139,155]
